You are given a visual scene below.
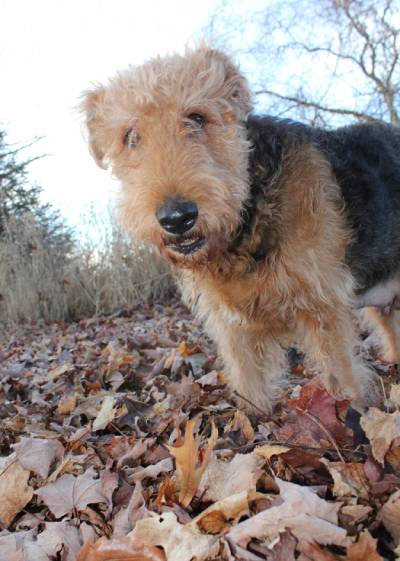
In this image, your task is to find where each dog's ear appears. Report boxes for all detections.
[80,85,110,169]
[202,47,252,120]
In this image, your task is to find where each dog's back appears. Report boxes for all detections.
[247,116,400,300]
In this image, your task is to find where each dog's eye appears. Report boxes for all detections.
[124,128,139,148]
[186,113,206,129]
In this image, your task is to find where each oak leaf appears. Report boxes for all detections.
[167,419,217,507]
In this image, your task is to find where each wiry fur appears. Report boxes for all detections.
[80,46,400,413]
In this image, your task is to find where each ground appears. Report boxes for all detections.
[0,302,399,560]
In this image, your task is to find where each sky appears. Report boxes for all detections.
[0,0,218,231]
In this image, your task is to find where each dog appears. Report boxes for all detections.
[81,46,400,413]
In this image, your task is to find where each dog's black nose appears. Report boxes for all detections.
[156,198,198,235]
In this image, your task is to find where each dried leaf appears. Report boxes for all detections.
[227,478,347,547]
[36,467,106,518]
[36,521,82,561]
[13,437,64,479]
[93,396,118,431]
[78,536,166,561]
[378,489,400,545]
[194,490,250,534]
[360,408,400,465]
[0,458,33,527]
[322,460,369,499]
[130,511,219,561]
[346,531,383,561]
[167,419,217,507]
[256,444,291,460]
[390,384,400,407]
[199,451,263,501]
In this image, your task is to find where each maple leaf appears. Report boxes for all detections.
[360,407,400,465]
[36,467,107,518]
[0,457,33,527]
[167,419,218,507]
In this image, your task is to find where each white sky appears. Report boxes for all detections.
[0,0,217,231]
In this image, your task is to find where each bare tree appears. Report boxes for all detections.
[207,0,400,126]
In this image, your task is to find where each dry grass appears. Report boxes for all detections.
[0,211,174,327]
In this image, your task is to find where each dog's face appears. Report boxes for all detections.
[81,47,252,267]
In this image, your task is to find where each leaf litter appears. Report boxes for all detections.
[0,301,399,560]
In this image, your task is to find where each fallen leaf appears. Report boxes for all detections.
[0,457,34,527]
[322,460,369,499]
[93,396,118,431]
[227,478,347,547]
[225,410,255,443]
[36,467,107,518]
[36,521,82,561]
[194,490,250,534]
[390,384,400,407]
[58,394,77,415]
[131,458,173,482]
[378,489,400,545]
[77,535,166,561]
[167,419,217,507]
[256,444,291,460]
[360,408,400,465]
[13,437,64,479]
[346,530,383,560]
[129,511,220,561]
[199,451,264,501]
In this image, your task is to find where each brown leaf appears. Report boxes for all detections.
[360,408,400,465]
[167,419,217,507]
[322,460,369,499]
[275,379,351,448]
[297,540,339,560]
[378,489,400,545]
[0,458,33,527]
[346,531,383,561]
[13,437,64,479]
[36,467,106,518]
[227,478,347,548]
[78,536,166,561]
[199,451,263,501]
[130,511,219,561]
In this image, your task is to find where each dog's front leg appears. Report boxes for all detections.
[300,308,377,406]
[208,319,287,414]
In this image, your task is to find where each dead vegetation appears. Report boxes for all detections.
[0,211,173,327]
[0,303,399,560]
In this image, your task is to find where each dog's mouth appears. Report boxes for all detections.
[166,233,206,255]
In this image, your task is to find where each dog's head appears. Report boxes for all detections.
[81,46,252,267]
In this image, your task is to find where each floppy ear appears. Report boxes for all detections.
[203,47,253,120]
[80,85,110,169]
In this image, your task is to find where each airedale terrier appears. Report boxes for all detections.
[81,46,400,413]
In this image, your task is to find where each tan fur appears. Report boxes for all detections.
[364,306,400,363]
[81,46,378,414]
